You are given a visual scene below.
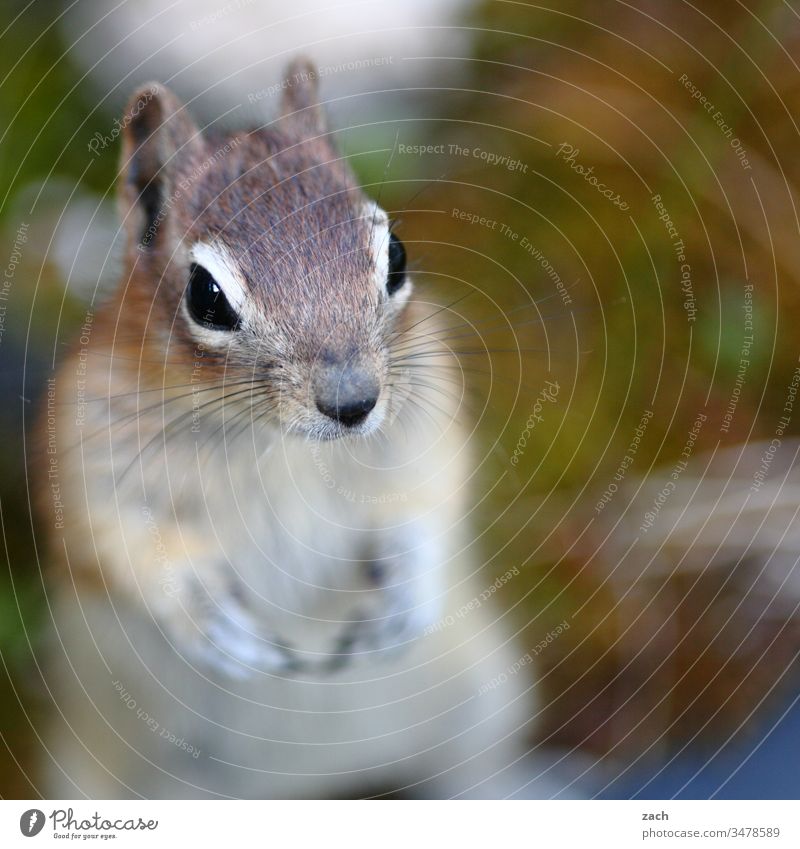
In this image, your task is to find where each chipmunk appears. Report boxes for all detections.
[38,59,544,799]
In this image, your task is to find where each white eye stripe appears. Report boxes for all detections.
[366,202,391,293]
[189,242,248,314]
[365,201,411,307]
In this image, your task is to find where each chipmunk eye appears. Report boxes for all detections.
[386,233,407,296]
[186,263,240,331]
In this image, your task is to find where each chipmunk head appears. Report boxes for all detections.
[118,59,412,440]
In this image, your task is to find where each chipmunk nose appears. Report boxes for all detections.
[314,364,379,427]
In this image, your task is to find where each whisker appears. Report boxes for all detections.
[72,380,266,451]
[390,299,601,356]
[71,345,229,369]
[116,384,271,484]
[391,360,569,399]
[390,277,583,349]
[198,387,276,465]
[394,348,551,361]
[390,290,476,343]
[75,377,259,406]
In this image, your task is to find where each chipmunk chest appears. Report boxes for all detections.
[183,449,440,665]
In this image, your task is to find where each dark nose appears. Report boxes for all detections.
[315,365,380,427]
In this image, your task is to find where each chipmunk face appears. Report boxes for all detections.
[119,61,413,440]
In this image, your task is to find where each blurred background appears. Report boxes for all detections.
[2,0,800,798]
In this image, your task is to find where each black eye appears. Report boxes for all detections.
[386,233,407,296]
[186,263,240,330]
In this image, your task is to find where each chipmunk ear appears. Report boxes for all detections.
[280,58,328,138]
[118,82,205,251]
